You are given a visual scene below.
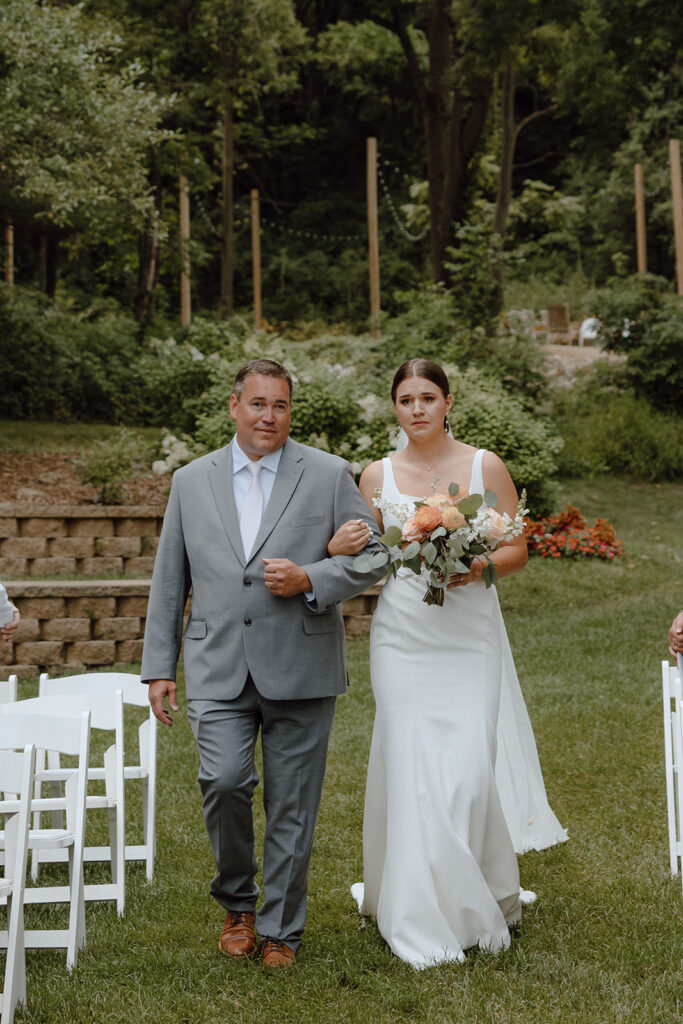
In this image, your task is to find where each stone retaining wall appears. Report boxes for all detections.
[0,505,165,578]
[1,580,381,680]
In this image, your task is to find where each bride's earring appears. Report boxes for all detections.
[443,416,449,432]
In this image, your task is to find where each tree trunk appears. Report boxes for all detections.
[38,229,58,296]
[220,98,235,319]
[493,64,516,239]
[135,190,161,323]
[392,0,493,284]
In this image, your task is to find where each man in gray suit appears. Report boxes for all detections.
[142,359,383,967]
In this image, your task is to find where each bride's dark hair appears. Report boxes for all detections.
[391,359,450,403]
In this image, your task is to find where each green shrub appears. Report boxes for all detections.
[74,428,154,503]
[590,273,683,411]
[0,285,142,422]
[553,374,683,481]
[448,366,563,514]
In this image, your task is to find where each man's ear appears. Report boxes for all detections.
[229,393,239,419]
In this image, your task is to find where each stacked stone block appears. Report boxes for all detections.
[0,581,153,679]
[0,505,165,578]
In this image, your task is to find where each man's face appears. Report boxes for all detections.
[229,373,291,459]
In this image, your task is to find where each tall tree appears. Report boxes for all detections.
[196,0,307,317]
[0,0,170,293]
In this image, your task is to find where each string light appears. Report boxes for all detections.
[376,151,430,242]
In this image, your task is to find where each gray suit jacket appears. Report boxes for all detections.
[141,438,384,700]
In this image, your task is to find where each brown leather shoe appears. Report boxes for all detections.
[219,910,257,958]
[259,936,296,967]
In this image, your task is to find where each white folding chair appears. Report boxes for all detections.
[39,673,157,881]
[0,712,90,970]
[0,743,35,1024]
[2,693,126,916]
[662,658,683,889]
[0,681,17,707]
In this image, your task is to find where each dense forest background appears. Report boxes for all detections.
[1,0,682,510]
[2,0,682,324]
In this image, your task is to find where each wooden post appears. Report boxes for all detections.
[179,174,191,326]
[251,189,262,329]
[3,217,14,287]
[367,137,380,337]
[634,164,647,274]
[669,140,683,296]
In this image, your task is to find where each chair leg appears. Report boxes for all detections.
[107,807,125,916]
[65,847,86,971]
[141,778,155,881]
[3,890,27,1024]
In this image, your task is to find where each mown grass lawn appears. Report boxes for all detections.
[11,475,683,1023]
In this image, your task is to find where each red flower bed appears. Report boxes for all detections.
[524,504,624,560]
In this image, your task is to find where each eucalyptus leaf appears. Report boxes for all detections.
[447,538,464,557]
[430,526,446,540]
[421,541,437,564]
[453,560,469,573]
[381,525,403,547]
[352,554,374,573]
[457,494,483,517]
[484,489,498,508]
[405,556,422,574]
[369,551,389,569]
[448,482,460,497]
[403,541,420,559]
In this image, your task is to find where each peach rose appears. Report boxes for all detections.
[486,510,508,541]
[425,493,452,509]
[402,504,442,542]
[442,506,466,530]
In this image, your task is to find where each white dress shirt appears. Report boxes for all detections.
[231,437,282,520]
[231,438,315,600]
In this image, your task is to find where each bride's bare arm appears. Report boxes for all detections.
[359,461,384,531]
[327,461,384,556]
[449,451,527,587]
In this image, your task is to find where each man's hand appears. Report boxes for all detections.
[262,558,312,597]
[669,611,683,658]
[149,678,179,726]
[0,604,20,644]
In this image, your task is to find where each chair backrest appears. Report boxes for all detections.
[40,672,147,707]
[5,692,122,734]
[0,675,18,704]
[0,711,90,760]
[0,743,36,866]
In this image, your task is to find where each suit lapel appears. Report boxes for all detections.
[207,444,246,565]
[207,439,305,566]
[252,439,304,557]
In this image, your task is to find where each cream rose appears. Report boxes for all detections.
[485,510,508,542]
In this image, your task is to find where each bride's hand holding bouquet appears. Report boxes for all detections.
[355,482,527,606]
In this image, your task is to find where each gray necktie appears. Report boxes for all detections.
[240,462,263,559]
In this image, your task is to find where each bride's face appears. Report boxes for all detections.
[394,376,452,441]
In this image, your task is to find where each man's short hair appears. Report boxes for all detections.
[232,359,293,399]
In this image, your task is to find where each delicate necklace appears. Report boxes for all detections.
[410,448,451,472]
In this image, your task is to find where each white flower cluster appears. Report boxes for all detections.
[152,433,195,475]
[467,504,527,544]
[372,494,413,530]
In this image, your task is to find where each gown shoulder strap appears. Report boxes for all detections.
[469,449,487,496]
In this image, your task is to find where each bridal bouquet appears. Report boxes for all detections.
[354,484,527,607]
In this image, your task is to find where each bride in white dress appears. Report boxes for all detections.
[331,358,566,969]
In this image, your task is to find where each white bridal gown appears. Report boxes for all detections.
[351,451,567,968]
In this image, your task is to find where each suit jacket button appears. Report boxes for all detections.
[244,618,252,626]
[244,578,252,587]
